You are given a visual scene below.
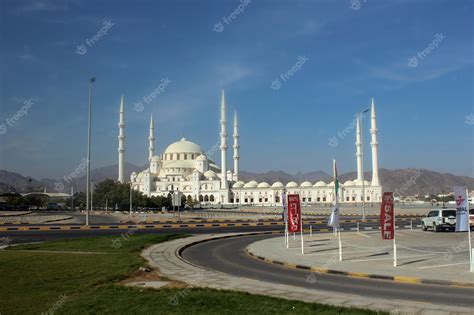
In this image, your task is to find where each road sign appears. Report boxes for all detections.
[380,192,394,240]
[287,194,301,233]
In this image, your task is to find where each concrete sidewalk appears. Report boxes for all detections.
[142,232,473,314]
[248,230,474,285]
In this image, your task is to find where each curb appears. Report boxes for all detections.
[246,246,474,288]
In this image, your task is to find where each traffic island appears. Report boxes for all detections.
[247,230,474,287]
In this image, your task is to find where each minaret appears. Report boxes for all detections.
[355,115,363,181]
[148,114,155,161]
[118,95,125,183]
[220,90,228,189]
[370,98,380,186]
[233,110,239,180]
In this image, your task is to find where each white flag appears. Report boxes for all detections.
[282,190,288,221]
[454,186,469,232]
[328,159,340,228]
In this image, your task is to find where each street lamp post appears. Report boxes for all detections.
[86,77,95,226]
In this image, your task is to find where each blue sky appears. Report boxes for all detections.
[0,0,473,179]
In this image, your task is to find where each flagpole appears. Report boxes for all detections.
[338,228,342,261]
[393,212,397,267]
[300,200,304,255]
[466,188,472,272]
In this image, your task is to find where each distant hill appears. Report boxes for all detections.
[0,162,141,193]
[1,166,473,196]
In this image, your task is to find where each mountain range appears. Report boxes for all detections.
[0,165,473,197]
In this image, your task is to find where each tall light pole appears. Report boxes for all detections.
[86,77,95,226]
[359,108,370,220]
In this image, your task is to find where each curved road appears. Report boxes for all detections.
[182,234,474,308]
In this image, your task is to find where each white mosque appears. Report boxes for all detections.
[117,91,382,206]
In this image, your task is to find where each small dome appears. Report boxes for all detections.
[343,180,354,186]
[314,181,326,187]
[151,156,160,162]
[233,181,245,188]
[328,181,335,187]
[301,181,312,187]
[196,154,207,161]
[204,170,217,179]
[257,182,270,188]
[286,181,298,188]
[353,179,370,186]
[272,182,284,188]
[244,180,258,188]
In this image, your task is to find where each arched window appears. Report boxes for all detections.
[204,195,209,202]
[199,195,203,202]
[210,195,215,202]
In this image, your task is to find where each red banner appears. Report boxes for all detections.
[380,192,394,240]
[287,194,301,233]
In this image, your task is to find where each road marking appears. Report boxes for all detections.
[418,262,469,269]
[350,253,435,263]
[358,233,371,238]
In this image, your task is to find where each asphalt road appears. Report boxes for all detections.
[181,233,474,308]
[0,220,419,245]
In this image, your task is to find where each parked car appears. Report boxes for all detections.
[422,209,457,232]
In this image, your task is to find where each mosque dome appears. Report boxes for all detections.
[353,179,370,186]
[271,182,284,188]
[286,181,299,188]
[314,181,326,187]
[343,180,354,186]
[204,170,217,179]
[233,181,245,188]
[151,156,160,162]
[164,137,204,154]
[257,182,270,188]
[300,181,312,188]
[244,180,258,188]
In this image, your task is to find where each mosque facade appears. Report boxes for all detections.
[117,92,382,206]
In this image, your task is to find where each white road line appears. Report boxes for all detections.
[418,262,469,269]
[358,233,371,238]
[305,249,386,257]
[350,253,435,263]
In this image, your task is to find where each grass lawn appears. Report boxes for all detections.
[0,234,385,314]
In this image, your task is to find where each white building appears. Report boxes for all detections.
[118,91,382,206]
